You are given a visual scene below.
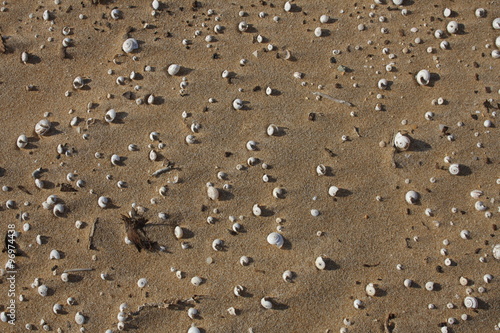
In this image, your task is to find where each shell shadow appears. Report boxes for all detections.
[476,298,490,310]
[0,168,5,177]
[281,238,292,250]
[259,206,274,217]
[456,165,472,176]
[272,127,287,137]
[46,122,63,136]
[336,188,352,198]
[218,189,234,201]
[132,72,144,80]
[410,138,432,152]
[426,73,441,87]
[180,228,194,239]
[68,274,84,283]
[178,67,194,76]
[270,299,289,310]
[375,288,388,297]
[112,112,128,124]
[411,282,422,289]
[27,54,42,65]
[324,166,335,177]
[153,96,165,105]
[324,259,340,271]
[321,30,331,37]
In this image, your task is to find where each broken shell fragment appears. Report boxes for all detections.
[49,249,60,260]
[167,64,181,76]
[238,21,249,32]
[233,285,245,297]
[316,164,327,176]
[212,239,223,251]
[328,186,339,197]
[315,256,326,270]
[394,132,411,150]
[105,109,116,123]
[260,297,273,309]
[122,38,139,53]
[111,154,121,165]
[314,27,323,37]
[272,187,284,199]
[35,119,51,136]
[425,281,435,291]
[416,69,431,86]
[267,232,284,248]
[17,134,28,149]
[405,191,419,204]
[267,124,278,136]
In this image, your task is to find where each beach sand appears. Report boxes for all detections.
[0,0,499,332]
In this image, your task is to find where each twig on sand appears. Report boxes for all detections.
[313,92,353,107]
[63,268,94,273]
[88,218,98,250]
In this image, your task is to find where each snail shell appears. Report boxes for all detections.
[191,276,203,286]
[470,190,483,199]
[240,256,250,266]
[320,15,330,23]
[459,276,468,286]
[316,164,327,176]
[282,270,293,282]
[493,244,500,260]
[425,281,435,291]
[122,38,138,53]
[272,187,284,199]
[38,285,48,296]
[35,119,51,136]
[484,274,493,283]
[447,21,459,34]
[267,232,284,248]
[260,297,273,309]
[405,191,419,205]
[314,27,323,37]
[440,40,450,50]
[233,285,245,296]
[137,278,148,288]
[110,9,121,20]
[62,37,73,47]
[238,21,248,32]
[207,186,219,200]
[448,163,460,175]
[493,18,500,30]
[365,283,377,296]
[147,94,155,105]
[415,69,431,86]
[21,52,29,64]
[474,201,487,211]
[188,324,201,333]
[61,273,69,282]
[174,226,184,239]
[377,78,388,90]
[43,10,51,21]
[328,186,339,197]
[185,135,196,144]
[233,98,243,110]
[53,204,65,217]
[74,312,85,325]
[252,204,262,216]
[353,299,363,309]
[111,154,121,166]
[53,303,63,314]
[475,8,486,18]
[167,64,181,76]
[49,249,61,260]
[267,124,278,136]
[315,256,326,270]
[403,279,413,288]
[464,296,478,309]
[17,134,28,149]
[394,132,411,150]
[187,308,198,319]
[460,230,470,239]
[98,196,110,208]
[105,109,116,123]
[212,239,223,251]
[246,140,257,151]
[152,0,160,10]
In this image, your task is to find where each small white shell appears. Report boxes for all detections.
[207,186,219,200]
[492,18,500,30]
[315,256,326,270]
[394,132,411,150]
[320,15,330,23]
[460,230,470,239]
[246,140,257,151]
[17,134,28,149]
[353,299,363,309]
[53,203,65,217]
[174,226,184,239]
[416,69,431,86]
[240,256,250,266]
[38,285,48,296]
[61,272,69,282]
[474,201,487,211]
[405,191,419,205]
[377,78,388,90]
[149,150,158,161]
[152,0,160,10]
[267,124,278,136]
[191,276,203,286]
[185,135,196,144]
[122,38,138,53]
[111,154,121,165]
[464,296,478,309]
[443,8,451,17]
[448,163,460,175]
[53,303,63,314]
[425,281,435,291]
[110,9,121,20]
[483,274,493,283]
[43,10,51,21]
[392,0,403,4]
[233,98,243,110]
[187,308,198,319]
[227,307,237,316]
[470,190,483,199]
[447,21,459,34]
[49,249,60,260]
[137,278,148,288]
[212,239,223,251]
[267,232,284,248]
[21,52,29,64]
[98,196,110,208]
[167,64,181,76]
[233,285,245,296]
[75,312,85,325]
[284,1,292,12]
[328,186,339,197]
[260,297,273,309]
[316,164,327,176]
[403,279,413,288]
[365,283,376,296]
[493,244,500,260]
[475,8,486,18]
[314,27,323,37]
[105,109,116,123]
[35,119,51,136]
[272,187,284,199]
[238,21,248,32]
[188,324,201,333]
[282,270,293,282]
[252,204,262,216]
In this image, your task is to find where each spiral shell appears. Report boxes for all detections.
[167,64,181,76]
[260,297,273,309]
[98,196,110,208]
[405,191,419,205]
[365,283,377,296]
[475,8,486,18]
[233,98,243,110]
[315,256,326,270]
[188,324,201,333]
[53,203,65,217]
[394,132,411,150]
[252,204,262,216]
[416,69,431,86]
[464,296,478,309]
[377,78,388,90]
[38,285,48,296]
[314,27,323,37]
[267,232,284,248]
[238,21,248,32]
[191,276,203,286]
[75,312,85,325]
[35,119,51,136]
[122,38,138,53]
[110,9,121,20]
[448,163,460,175]
[425,281,435,291]
[111,154,121,166]
[316,164,327,176]
[474,201,487,211]
[493,18,500,30]
[282,270,293,282]
[233,285,245,297]
[212,239,223,251]
[137,278,148,288]
[328,186,339,197]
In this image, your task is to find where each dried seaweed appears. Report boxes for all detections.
[121,215,157,252]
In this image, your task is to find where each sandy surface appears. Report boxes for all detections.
[0,0,499,332]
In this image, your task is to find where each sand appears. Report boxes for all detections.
[0,0,499,332]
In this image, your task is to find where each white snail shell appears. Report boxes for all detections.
[105,109,116,123]
[425,281,435,291]
[470,190,483,199]
[447,21,459,34]
[252,204,262,216]
[416,69,431,86]
[212,239,223,251]
[464,296,478,309]
[152,0,160,10]
[174,226,184,239]
[191,276,203,286]
[35,119,51,136]
[353,299,363,309]
[240,256,250,266]
[122,38,138,53]
[475,8,486,18]
[320,15,330,23]
[272,187,284,199]
[185,135,196,144]
[98,196,110,208]
[38,285,48,296]
[238,21,249,32]
[405,191,419,205]
[43,10,51,21]
[267,232,284,248]
[403,279,413,288]
[74,312,85,325]
[207,186,219,200]
[53,303,63,315]
[187,308,198,319]
[267,124,278,136]
[149,150,158,161]
[314,27,323,37]
[377,78,388,90]
[137,278,148,288]
[493,244,500,260]
[167,64,181,76]
[459,276,468,286]
[17,134,28,149]
[315,256,326,270]
[394,132,411,150]
[365,283,377,296]
[260,297,273,309]
[53,203,65,217]
[233,285,245,297]
[328,186,339,197]
[448,163,460,175]
[49,249,61,260]
[147,94,155,105]
[492,18,500,30]
[110,9,121,20]
[316,164,327,176]
[110,154,121,166]
[246,140,257,151]
[474,201,487,211]
[21,52,29,63]
[282,270,293,282]
[233,98,243,110]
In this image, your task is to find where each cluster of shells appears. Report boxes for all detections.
[0,1,498,332]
